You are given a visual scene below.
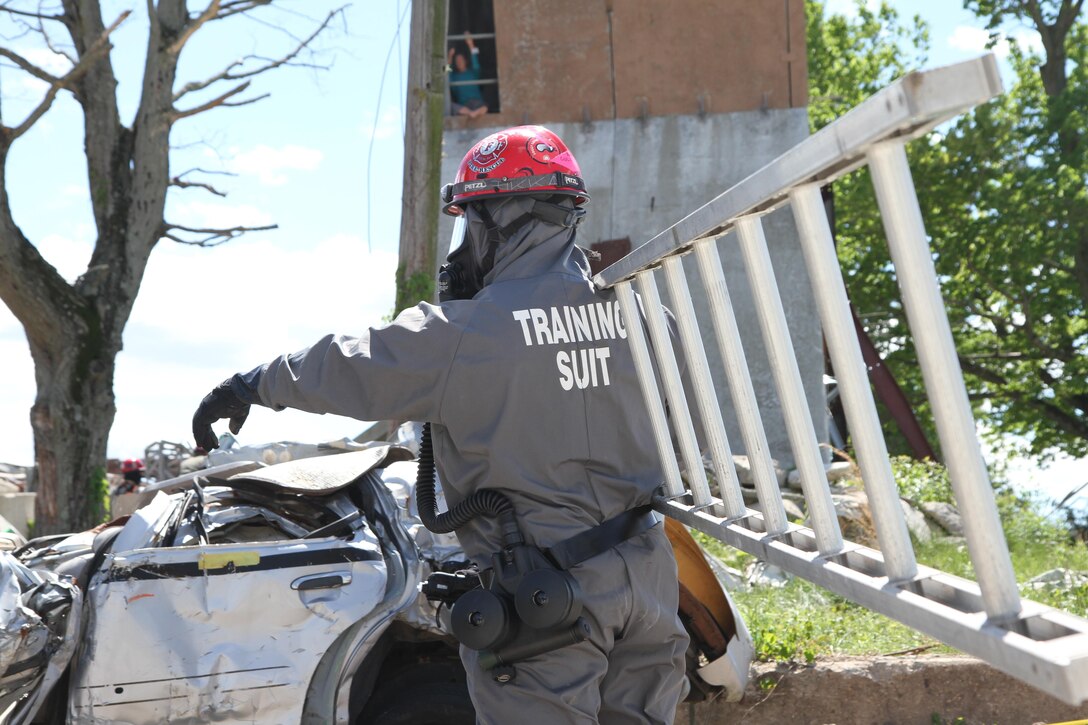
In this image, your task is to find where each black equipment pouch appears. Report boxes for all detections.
[437,505,660,672]
[416,420,660,674]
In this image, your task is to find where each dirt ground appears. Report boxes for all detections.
[678,655,1088,725]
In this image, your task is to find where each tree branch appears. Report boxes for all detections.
[961,352,1028,360]
[169,168,236,197]
[0,4,66,23]
[42,27,77,67]
[1056,0,1083,32]
[17,4,78,66]
[1019,0,1048,31]
[172,56,246,101]
[961,355,1088,440]
[7,83,60,139]
[959,356,1009,386]
[168,0,223,56]
[173,8,338,102]
[1021,294,1069,360]
[1,9,129,141]
[0,46,64,84]
[0,214,79,352]
[162,222,277,247]
[170,80,269,121]
[212,0,275,22]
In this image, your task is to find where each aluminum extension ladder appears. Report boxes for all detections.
[594,54,1088,706]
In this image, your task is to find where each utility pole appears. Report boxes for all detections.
[395,0,448,315]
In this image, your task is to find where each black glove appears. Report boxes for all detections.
[192,371,262,451]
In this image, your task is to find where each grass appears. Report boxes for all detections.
[694,531,950,660]
[690,459,1088,664]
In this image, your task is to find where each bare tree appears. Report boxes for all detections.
[0,1,339,533]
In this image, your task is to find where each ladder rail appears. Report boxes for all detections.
[593,55,1005,289]
[867,140,1021,620]
[790,183,918,583]
[691,239,789,535]
[734,215,844,556]
[665,499,1088,706]
[593,53,1088,705]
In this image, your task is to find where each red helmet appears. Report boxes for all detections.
[442,125,589,216]
[121,458,145,473]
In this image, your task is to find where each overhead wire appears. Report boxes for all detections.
[397,0,405,139]
[365,0,412,253]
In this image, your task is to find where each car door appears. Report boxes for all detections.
[66,493,388,724]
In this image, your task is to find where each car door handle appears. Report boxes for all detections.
[292,572,353,591]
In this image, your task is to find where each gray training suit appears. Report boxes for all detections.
[254,196,689,724]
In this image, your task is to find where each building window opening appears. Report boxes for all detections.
[447,0,499,117]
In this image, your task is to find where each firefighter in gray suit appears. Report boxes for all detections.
[192,125,688,724]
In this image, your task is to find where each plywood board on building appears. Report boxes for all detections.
[450,0,808,130]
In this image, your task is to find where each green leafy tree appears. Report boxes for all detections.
[806,0,939,455]
[941,0,1088,456]
[806,0,929,129]
[809,0,1088,459]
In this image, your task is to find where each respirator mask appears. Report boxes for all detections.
[437,198,586,303]
[438,215,476,302]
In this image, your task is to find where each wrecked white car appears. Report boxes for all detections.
[0,444,751,723]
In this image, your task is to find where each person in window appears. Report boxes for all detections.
[448,31,489,119]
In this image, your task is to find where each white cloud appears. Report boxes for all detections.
[36,233,94,283]
[358,107,402,142]
[3,231,399,464]
[169,200,274,231]
[947,26,998,54]
[6,47,73,98]
[1008,28,1044,54]
[222,144,324,186]
[0,338,36,466]
[947,25,1042,59]
[21,47,72,76]
[112,232,397,458]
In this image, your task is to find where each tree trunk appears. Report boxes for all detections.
[28,331,117,533]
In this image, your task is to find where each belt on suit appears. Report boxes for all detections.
[545,505,659,570]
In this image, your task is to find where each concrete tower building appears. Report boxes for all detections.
[439,0,826,469]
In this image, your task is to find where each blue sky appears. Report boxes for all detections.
[0,0,1081,503]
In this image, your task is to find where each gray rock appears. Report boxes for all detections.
[744,560,792,588]
[919,501,965,536]
[749,497,806,522]
[832,491,869,522]
[786,461,858,488]
[825,461,858,482]
[702,553,745,592]
[828,490,877,546]
[1027,568,1088,590]
[899,499,932,544]
[733,455,787,487]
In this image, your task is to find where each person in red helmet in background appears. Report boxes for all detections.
[117,458,145,495]
[191,126,688,724]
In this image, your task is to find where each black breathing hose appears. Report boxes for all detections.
[416,422,524,547]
